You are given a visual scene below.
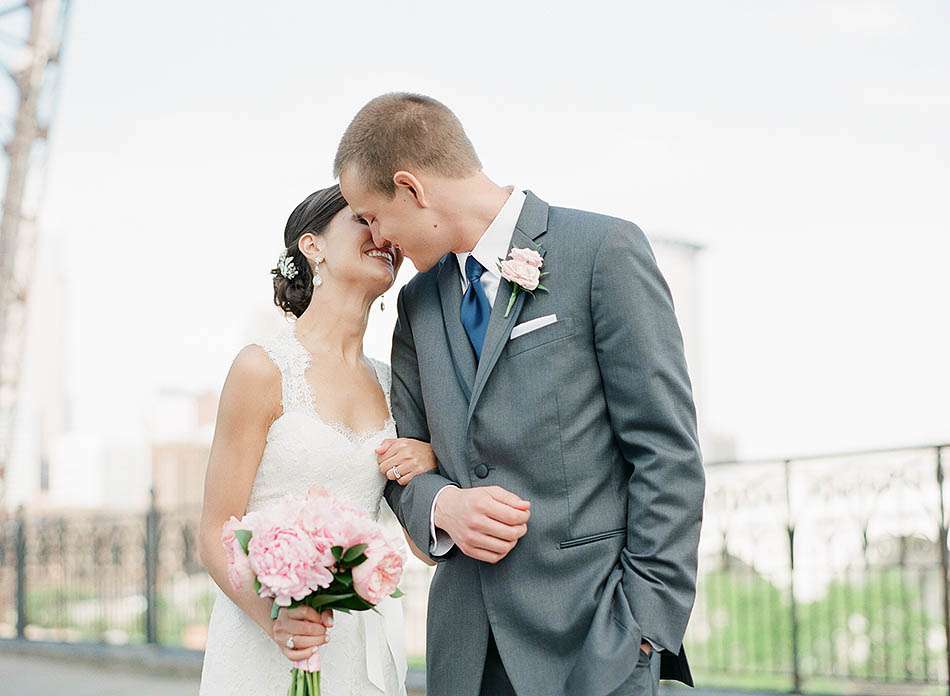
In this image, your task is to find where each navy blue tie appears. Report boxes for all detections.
[460,255,491,361]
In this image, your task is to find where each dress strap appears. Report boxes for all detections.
[369,358,392,411]
[258,319,315,414]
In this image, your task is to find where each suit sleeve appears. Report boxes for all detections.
[384,284,459,563]
[590,221,705,654]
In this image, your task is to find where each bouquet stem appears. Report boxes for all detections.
[289,667,320,695]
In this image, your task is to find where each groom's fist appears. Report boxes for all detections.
[434,485,531,564]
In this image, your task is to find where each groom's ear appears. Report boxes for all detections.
[393,171,429,208]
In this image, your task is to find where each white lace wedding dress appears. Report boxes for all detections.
[199,318,408,696]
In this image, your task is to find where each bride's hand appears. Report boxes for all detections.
[270,606,333,663]
[375,438,437,486]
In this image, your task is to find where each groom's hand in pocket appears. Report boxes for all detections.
[434,485,531,563]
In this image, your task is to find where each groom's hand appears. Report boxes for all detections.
[433,485,531,563]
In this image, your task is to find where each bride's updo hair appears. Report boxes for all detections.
[271,185,348,317]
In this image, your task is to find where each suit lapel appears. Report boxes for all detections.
[437,254,476,401]
[467,191,549,420]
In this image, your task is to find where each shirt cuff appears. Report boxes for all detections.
[429,485,458,556]
[644,637,663,652]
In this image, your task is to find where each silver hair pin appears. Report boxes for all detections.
[277,250,298,280]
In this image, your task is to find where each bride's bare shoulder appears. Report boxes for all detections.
[224,344,281,393]
[212,344,283,425]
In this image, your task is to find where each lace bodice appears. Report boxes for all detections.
[248,318,396,518]
[199,317,406,696]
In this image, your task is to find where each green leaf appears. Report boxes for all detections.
[253,578,262,594]
[271,601,280,620]
[390,587,404,598]
[307,593,355,609]
[536,284,548,292]
[334,594,375,611]
[336,573,353,588]
[326,579,350,595]
[234,529,252,554]
[342,544,369,563]
[503,289,518,317]
[331,545,344,561]
[344,553,367,567]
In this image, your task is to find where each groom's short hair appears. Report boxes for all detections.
[334,93,482,197]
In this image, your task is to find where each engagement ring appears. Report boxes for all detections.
[286,635,295,650]
[393,466,402,479]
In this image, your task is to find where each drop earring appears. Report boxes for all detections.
[380,296,385,311]
[312,257,323,288]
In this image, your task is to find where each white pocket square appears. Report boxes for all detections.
[510,314,558,340]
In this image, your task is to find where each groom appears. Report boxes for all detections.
[336,93,705,696]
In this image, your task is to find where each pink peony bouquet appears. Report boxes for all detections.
[222,485,405,696]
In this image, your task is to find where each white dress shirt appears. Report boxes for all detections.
[454,185,527,304]
[428,185,526,556]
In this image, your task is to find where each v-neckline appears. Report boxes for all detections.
[288,322,394,444]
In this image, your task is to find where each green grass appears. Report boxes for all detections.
[155,590,216,646]
[688,565,946,690]
[21,564,948,694]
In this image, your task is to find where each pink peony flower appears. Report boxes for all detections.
[247,518,334,606]
[221,516,253,592]
[352,542,405,605]
[333,510,386,551]
[303,490,383,553]
[296,493,337,549]
[508,247,543,269]
[499,258,541,291]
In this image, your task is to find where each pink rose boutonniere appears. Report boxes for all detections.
[497,246,549,317]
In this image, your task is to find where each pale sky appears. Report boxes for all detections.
[34,0,950,461]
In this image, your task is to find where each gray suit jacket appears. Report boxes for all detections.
[384,191,705,696]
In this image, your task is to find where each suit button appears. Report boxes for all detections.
[474,464,490,479]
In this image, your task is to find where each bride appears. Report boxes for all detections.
[197,184,437,696]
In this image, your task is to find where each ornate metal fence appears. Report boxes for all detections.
[1,445,948,694]
[0,494,213,648]
[690,444,950,694]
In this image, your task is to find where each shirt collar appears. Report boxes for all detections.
[455,186,527,276]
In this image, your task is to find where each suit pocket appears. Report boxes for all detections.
[507,315,575,357]
[637,645,652,666]
[510,313,558,339]
[558,526,625,549]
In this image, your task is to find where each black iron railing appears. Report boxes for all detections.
[690,443,950,694]
[1,445,948,695]
[0,491,212,648]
